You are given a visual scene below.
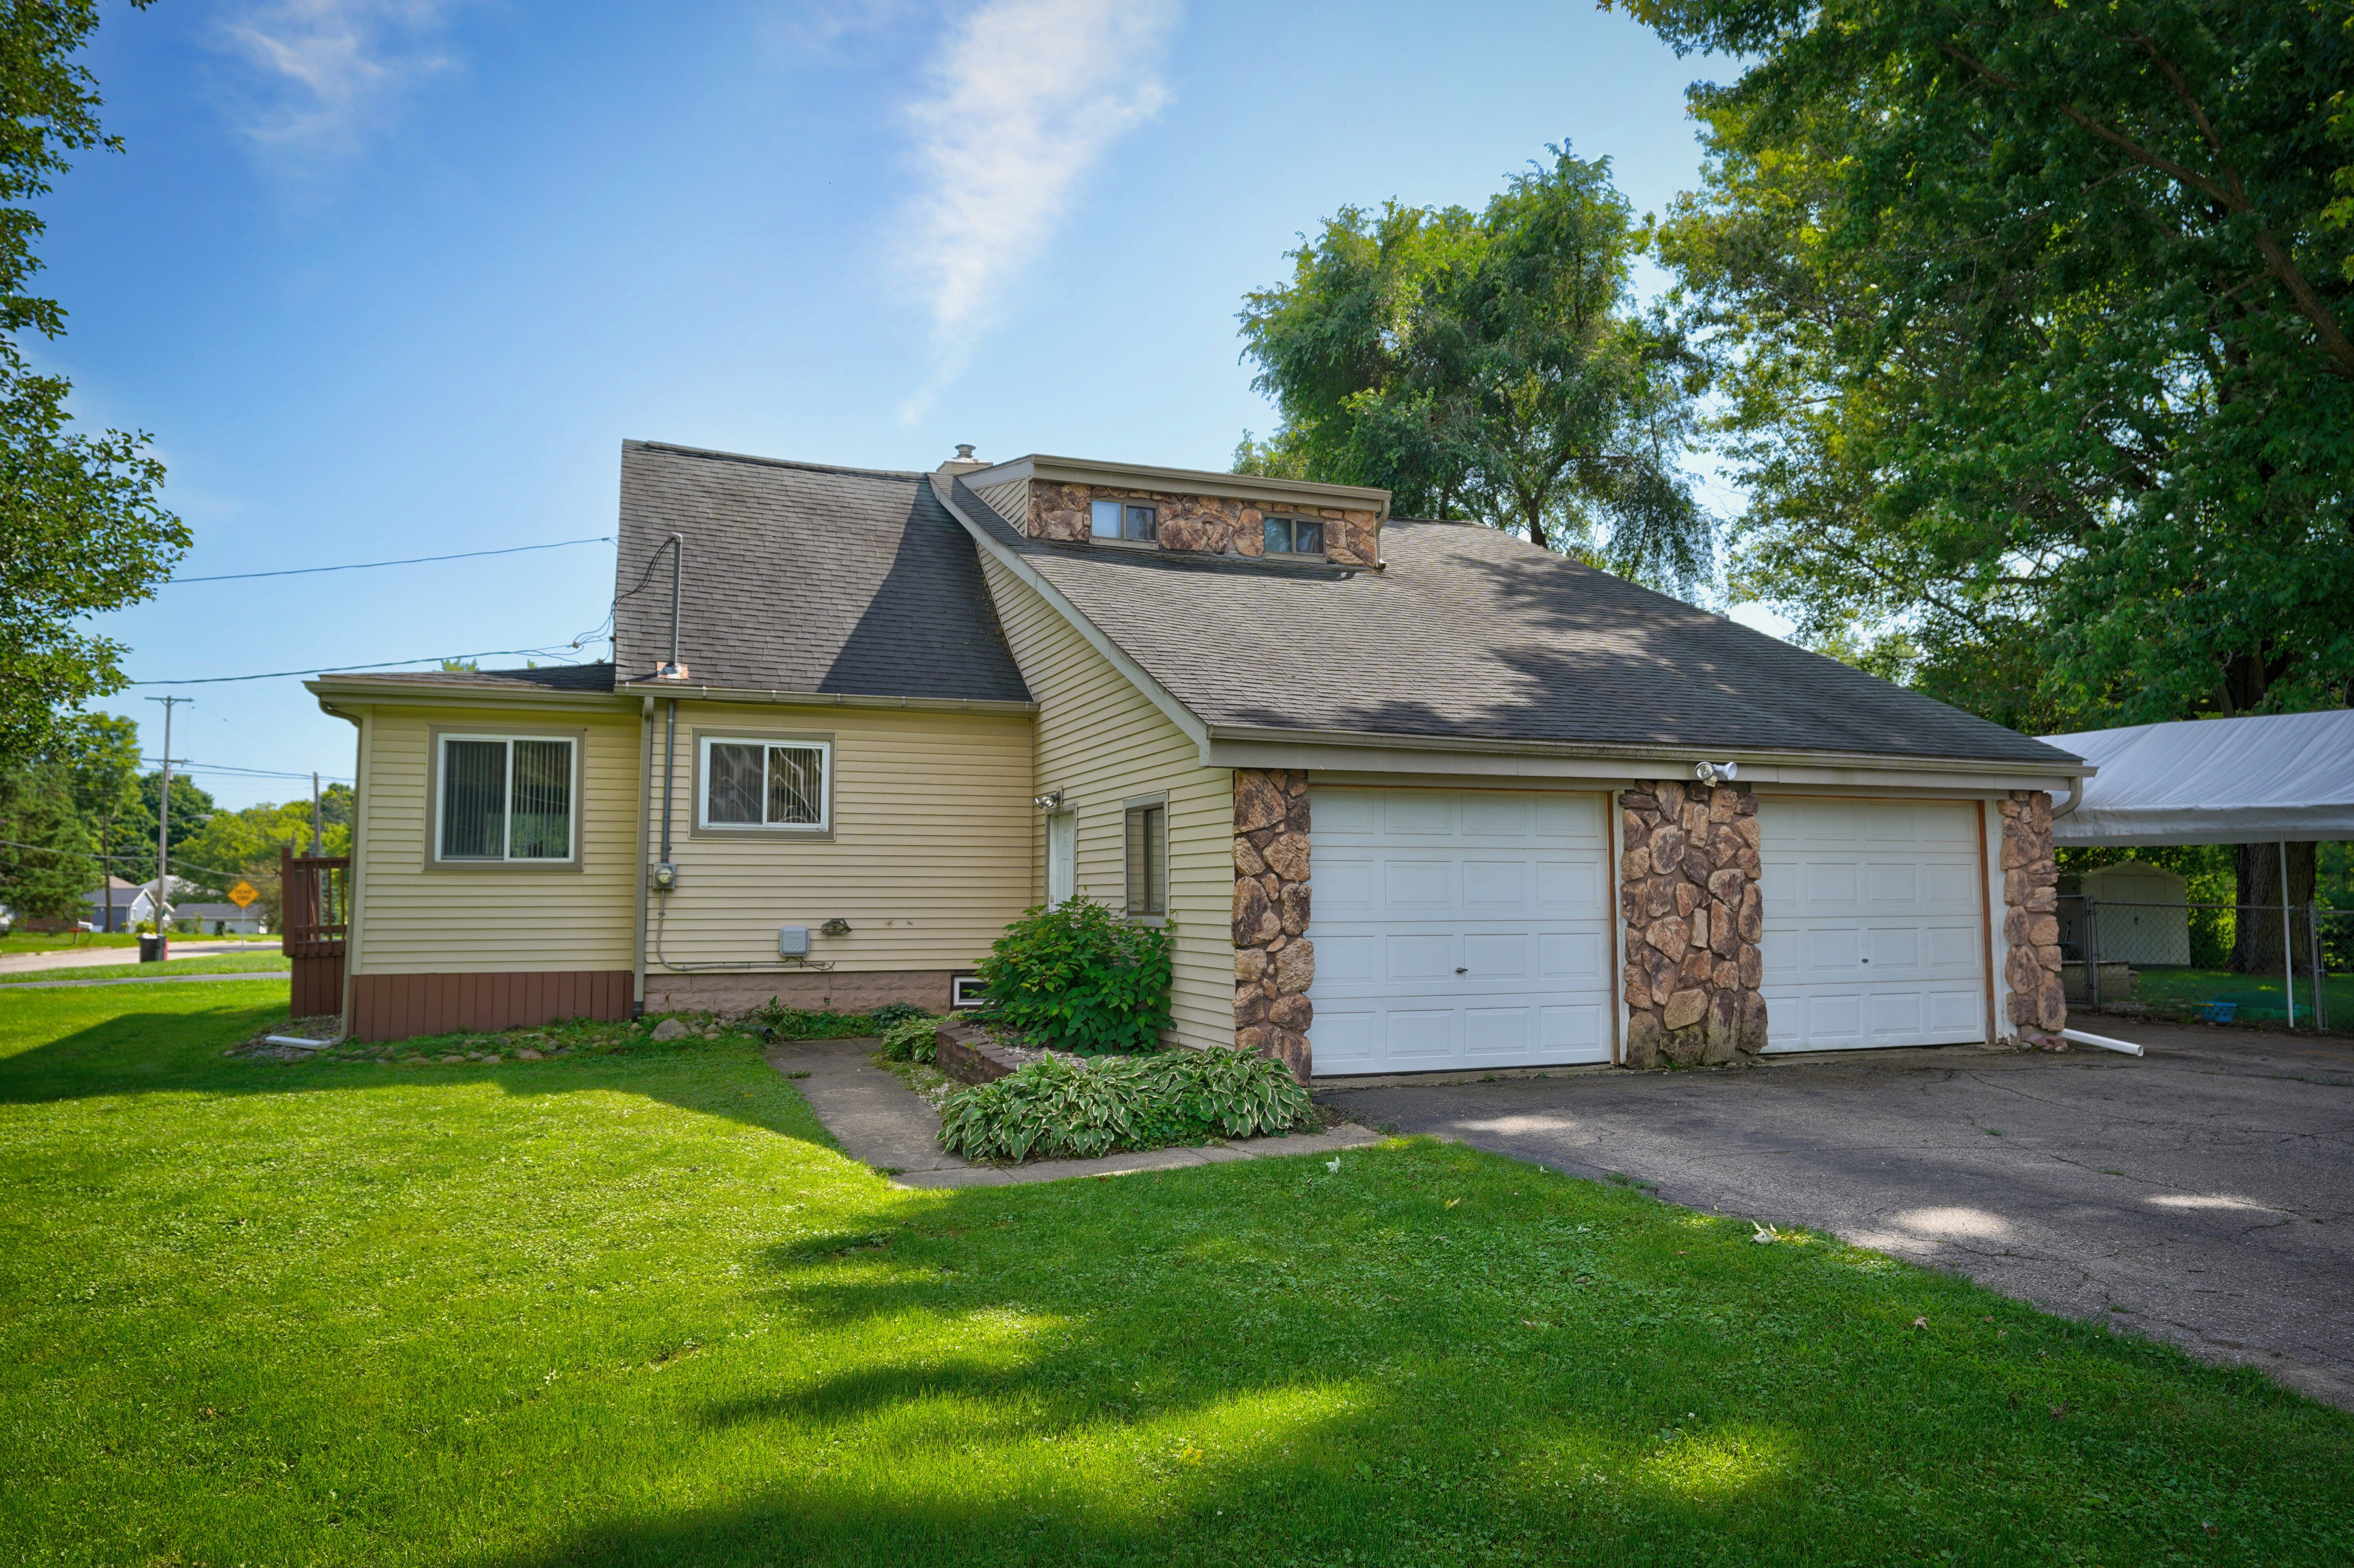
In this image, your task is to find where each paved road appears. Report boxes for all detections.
[0,970,291,990]
[0,940,266,976]
[1321,1019,2354,1409]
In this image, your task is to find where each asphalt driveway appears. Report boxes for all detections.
[1321,1019,2354,1409]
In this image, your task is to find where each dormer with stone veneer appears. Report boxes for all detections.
[952,454,1389,568]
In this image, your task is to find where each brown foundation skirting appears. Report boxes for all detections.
[640,969,958,1017]
[349,970,633,1042]
[290,954,345,1021]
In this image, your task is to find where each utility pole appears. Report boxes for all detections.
[311,772,323,856]
[145,696,189,962]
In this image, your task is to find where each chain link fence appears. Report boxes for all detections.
[2056,894,2347,1031]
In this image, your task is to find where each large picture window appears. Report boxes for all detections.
[436,735,575,862]
[699,736,830,832]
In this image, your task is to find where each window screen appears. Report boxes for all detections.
[439,736,574,861]
[1090,499,1122,538]
[702,739,830,829]
[1124,802,1166,916]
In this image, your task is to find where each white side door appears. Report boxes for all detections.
[1045,811,1076,905]
[1757,797,1988,1051]
[1307,788,1613,1076]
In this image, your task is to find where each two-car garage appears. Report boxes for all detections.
[1304,786,1993,1076]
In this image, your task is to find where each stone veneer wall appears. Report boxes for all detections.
[1230,768,1313,1081]
[1620,779,1768,1068]
[1029,481,1380,567]
[1998,790,2067,1047]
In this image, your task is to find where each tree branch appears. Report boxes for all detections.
[1939,39,2354,376]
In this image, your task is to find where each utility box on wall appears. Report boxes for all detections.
[778,926,810,957]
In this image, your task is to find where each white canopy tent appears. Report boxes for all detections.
[2039,709,2353,1031]
[2041,709,2354,847]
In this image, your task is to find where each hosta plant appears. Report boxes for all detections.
[935,1047,1315,1164]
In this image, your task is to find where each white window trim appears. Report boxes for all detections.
[431,732,580,865]
[1122,791,1169,922]
[695,734,833,834]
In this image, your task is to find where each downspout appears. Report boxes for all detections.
[2051,774,2085,819]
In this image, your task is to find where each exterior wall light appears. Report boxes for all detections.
[1693,760,1740,786]
[1033,790,1065,811]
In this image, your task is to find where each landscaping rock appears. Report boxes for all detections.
[650,1017,692,1042]
[517,1049,543,1061]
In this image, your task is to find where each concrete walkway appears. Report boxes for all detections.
[764,1037,1378,1189]
[1324,1018,2354,1410]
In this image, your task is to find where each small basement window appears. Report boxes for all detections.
[1091,499,1158,542]
[437,734,576,861]
[700,737,831,832]
[1263,516,1325,555]
[1124,800,1167,917]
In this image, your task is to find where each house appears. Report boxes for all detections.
[307,441,2089,1069]
[169,902,269,937]
[80,876,194,932]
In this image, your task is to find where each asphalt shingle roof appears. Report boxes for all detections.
[614,443,1029,703]
[949,478,2077,768]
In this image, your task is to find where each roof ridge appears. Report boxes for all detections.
[626,440,925,482]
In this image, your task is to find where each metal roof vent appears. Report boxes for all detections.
[938,443,987,473]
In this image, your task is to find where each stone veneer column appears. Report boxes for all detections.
[1620,779,1768,1068]
[1998,790,2067,1047]
[1232,768,1312,1081]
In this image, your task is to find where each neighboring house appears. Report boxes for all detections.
[308,440,2088,1067]
[170,902,268,937]
[81,876,194,932]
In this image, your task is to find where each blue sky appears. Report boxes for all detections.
[53,0,1751,809]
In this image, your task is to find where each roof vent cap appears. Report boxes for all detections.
[938,443,987,473]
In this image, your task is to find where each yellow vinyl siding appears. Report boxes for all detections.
[349,704,641,974]
[978,556,1234,1050]
[648,702,1033,972]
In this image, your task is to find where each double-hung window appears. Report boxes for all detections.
[1263,516,1325,556]
[1124,799,1167,917]
[1090,499,1158,542]
[436,734,576,862]
[699,736,830,832]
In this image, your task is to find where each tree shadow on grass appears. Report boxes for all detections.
[464,1150,2354,1568]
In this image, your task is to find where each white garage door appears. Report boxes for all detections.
[1757,798,1989,1052]
[1307,788,1613,1076]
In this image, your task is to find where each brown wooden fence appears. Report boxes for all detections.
[280,846,349,1020]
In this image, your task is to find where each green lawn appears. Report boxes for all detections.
[2104,966,2352,1028]
[0,952,293,986]
[0,931,142,955]
[2,984,2348,1566]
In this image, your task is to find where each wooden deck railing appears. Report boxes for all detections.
[281,847,350,1018]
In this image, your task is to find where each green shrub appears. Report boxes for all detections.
[936,1047,1314,1163]
[878,1012,941,1063]
[749,999,883,1040]
[867,1001,930,1027]
[975,900,1172,1054]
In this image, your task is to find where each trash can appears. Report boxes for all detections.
[138,935,164,963]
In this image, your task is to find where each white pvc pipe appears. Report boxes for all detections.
[2062,1027,2143,1057]
[2280,840,2295,1031]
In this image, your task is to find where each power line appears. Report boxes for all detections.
[124,645,594,686]
[139,756,352,782]
[163,536,614,584]
[0,836,274,886]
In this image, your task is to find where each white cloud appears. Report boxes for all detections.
[215,0,466,160]
[895,0,1180,418]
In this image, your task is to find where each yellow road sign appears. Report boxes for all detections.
[227,880,259,908]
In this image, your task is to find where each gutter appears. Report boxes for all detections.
[610,680,1037,715]
[1201,721,2093,782]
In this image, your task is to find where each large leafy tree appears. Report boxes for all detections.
[176,786,352,928]
[41,709,142,881]
[1627,0,2354,727]
[0,0,185,767]
[1239,146,1711,588]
